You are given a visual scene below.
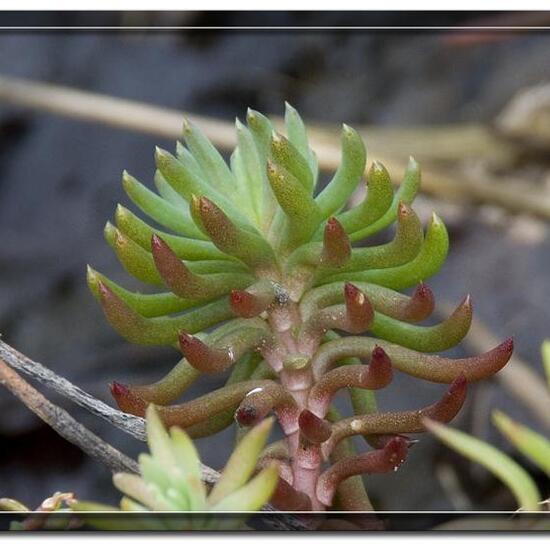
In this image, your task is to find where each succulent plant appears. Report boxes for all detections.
[87,103,513,511]
[0,492,79,531]
[73,406,278,530]
[2,407,277,531]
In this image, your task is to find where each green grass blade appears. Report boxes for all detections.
[542,340,550,390]
[493,410,550,478]
[425,419,541,511]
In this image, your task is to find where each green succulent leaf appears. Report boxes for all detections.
[336,160,394,237]
[154,168,190,210]
[122,170,202,238]
[114,203,231,261]
[182,118,236,194]
[368,296,472,353]
[126,405,209,511]
[315,124,366,218]
[155,147,254,232]
[104,222,163,285]
[324,212,448,290]
[267,159,322,250]
[284,101,318,182]
[234,118,266,222]
[210,465,279,513]
[97,282,234,345]
[270,131,314,192]
[247,108,273,155]
[112,473,160,510]
[208,417,274,506]
[349,156,421,242]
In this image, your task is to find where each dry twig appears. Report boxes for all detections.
[0,339,307,529]
[1,75,549,220]
[0,338,224,484]
[0,340,146,439]
[0,359,139,474]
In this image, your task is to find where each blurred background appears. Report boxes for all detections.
[0,11,549,513]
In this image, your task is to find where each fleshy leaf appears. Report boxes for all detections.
[369,295,472,352]
[266,159,322,250]
[115,203,230,261]
[247,108,273,159]
[312,334,513,382]
[196,197,277,272]
[300,280,435,324]
[97,281,233,345]
[210,465,279,512]
[235,118,265,223]
[182,117,236,193]
[298,409,332,444]
[208,417,274,506]
[284,101,318,182]
[349,156,421,242]
[155,147,253,231]
[112,473,160,510]
[317,203,424,281]
[336,160,394,237]
[122,170,201,238]
[317,437,408,507]
[322,212,449,290]
[315,124,366,218]
[323,375,468,457]
[153,168,190,210]
[104,222,162,285]
[151,234,254,299]
[270,131,313,191]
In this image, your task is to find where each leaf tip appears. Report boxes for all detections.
[235,404,258,427]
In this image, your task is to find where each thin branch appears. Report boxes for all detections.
[0,339,308,529]
[0,74,234,147]
[0,339,146,439]
[0,338,221,485]
[0,359,139,474]
[0,75,549,220]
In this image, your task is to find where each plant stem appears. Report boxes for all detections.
[266,290,328,511]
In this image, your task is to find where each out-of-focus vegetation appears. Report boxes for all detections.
[427,340,550,512]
